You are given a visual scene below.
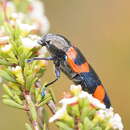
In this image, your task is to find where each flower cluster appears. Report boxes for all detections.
[0,0,49,83]
[49,85,123,130]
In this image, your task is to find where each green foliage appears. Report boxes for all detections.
[56,121,73,130]
[0,12,53,130]
[3,98,24,109]
[25,123,33,130]
[0,70,17,83]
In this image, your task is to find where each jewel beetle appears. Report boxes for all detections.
[27,34,111,108]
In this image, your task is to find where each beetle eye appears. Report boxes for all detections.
[37,39,46,46]
[63,55,67,60]
[46,40,50,44]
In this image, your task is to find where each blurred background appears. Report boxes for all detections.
[0,0,130,129]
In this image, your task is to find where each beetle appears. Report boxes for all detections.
[27,33,111,108]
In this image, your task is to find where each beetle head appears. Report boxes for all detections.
[38,33,71,50]
[38,33,72,57]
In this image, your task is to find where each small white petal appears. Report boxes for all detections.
[0,36,9,43]
[38,16,50,34]
[96,109,113,119]
[59,96,78,106]
[70,84,82,91]
[29,1,45,19]
[38,46,47,56]
[21,37,39,49]
[11,66,22,72]
[6,1,16,13]
[11,13,18,19]
[11,12,25,23]
[96,108,124,130]
[1,44,12,52]
[49,106,66,123]
[79,91,106,109]
[109,113,124,130]
[79,91,88,98]
[18,23,37,32]
[28,35,41,41]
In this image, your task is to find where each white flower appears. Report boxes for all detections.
[18,23,37,33]
[0,27,5,36]
[29,0,45,19]
[21,36,40,49]
[6,1,16,15]
[49,84,124,129]
[11,12,25,23]
[61,84,106,109]
[28,0,50,33]
[49,105,66,123]
[109,113,124,130]
[11,66,22,72]
[59,96,78,106]
[37,16,50,34]
[96,108,123,130]
[0,36,9,44]
[28,35,41,41]
[96,109,113,119]
[70,84,82,90]
[1,44,12,52]
[38,46,47,56]
[79,91,106,109]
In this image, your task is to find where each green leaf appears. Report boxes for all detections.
[0,59,11,66]
[0,11,4,25]
[87,109,96,120]
[27,98,37,121]
[79,97,89,109]
[6,55,18,65]
[26,76,38,90]
[43,123,47,130]
[48,88,56,103]
[42,108,49,124]
[3,99,24,109]
[4,23,13,34]
[8,84,22,96]
[80,107,90,121]
[13,94,23,105]
[3,84,13,97]
[34,87,42,103]
[0,70,17,83]
[56,121,73,130]
[2,94,10,99]
[93,126,102,130]
[36,68,46,78]
[25,123,32,130]
[83,117,94,130]
[37,96,52,107]
[78,123,83,130]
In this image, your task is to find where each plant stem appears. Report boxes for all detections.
[37,107,44,129]
[74,117,80,130]
[47,100,56,114]
[3,0,9,22]
[23,91,40,130]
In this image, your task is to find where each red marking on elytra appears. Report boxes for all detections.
[66,47,89,73]
[93,85,105,102]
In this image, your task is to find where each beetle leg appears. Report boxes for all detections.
[41,66,60,96]
[26,57,54,63]
[45,66,60,88]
